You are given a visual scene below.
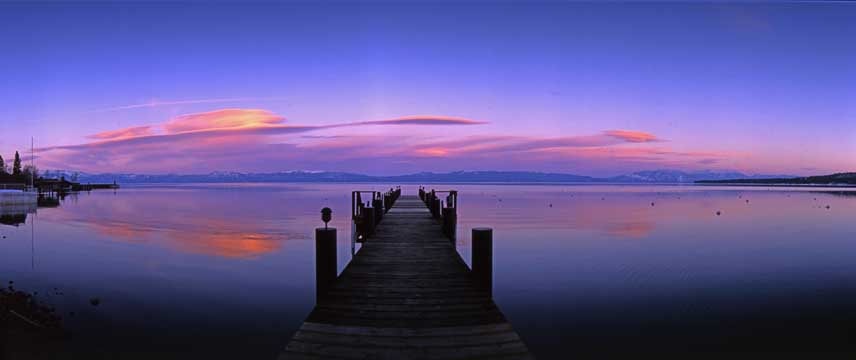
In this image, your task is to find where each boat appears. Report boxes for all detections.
[0,189,38,206]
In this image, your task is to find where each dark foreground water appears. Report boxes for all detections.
[2,183,856,358]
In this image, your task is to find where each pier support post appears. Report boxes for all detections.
[372,198,383,223]
[433,198,442,219]
[442,206,457,239]
[472,228,493,298]
[315,227,337,302]
[365,207,376,236]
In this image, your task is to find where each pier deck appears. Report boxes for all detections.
[281,195,532,359]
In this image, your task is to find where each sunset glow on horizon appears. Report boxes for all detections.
[1,2,854,176]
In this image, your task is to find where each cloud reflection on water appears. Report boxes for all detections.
[36,187,313,259]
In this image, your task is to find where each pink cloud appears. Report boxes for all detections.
[33,108,733,175]
[604,130,661,143]
[401,132,661,157]
[87,126,154,140]
[35,109,489,173]
[463,135,619,154]
[351,115,488,126]
[163,108,286,133]
[295,132,729,174]
[414,147,450,157]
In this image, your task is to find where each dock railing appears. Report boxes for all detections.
[318,187,495,306]
[419,187,458,239]
[418,187,493,294]
[351,187,401,243]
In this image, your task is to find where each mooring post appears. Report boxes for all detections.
[433,198,442,219]
[372,194,383,224]
[355,201,366,243]
[443,192,457,239]
[384,190,391,212]
[365,205,376,236]
[472,227,493,298]
[442,206,457,239]
[315,227,337,302]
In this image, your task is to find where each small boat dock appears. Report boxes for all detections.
[281,188,532,359]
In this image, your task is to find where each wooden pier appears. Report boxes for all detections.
[280,189,532,359]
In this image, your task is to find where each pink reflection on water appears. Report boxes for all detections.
[442,184,856,244]
[35,186,313,259]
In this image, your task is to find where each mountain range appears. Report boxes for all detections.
[39,169,794,184]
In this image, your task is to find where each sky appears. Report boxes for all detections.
[0,1,854,176]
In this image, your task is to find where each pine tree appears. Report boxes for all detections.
[13,151,22,175]
[0,154,5,174]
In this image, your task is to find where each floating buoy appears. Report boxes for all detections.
[716,211,721,216]
[651,202,655,206]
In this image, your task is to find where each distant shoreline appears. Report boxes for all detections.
[695,182,856,188]
[696,173,856,186]
[114,181,856,189]
[38,170,856,187]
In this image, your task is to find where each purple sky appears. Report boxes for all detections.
[1,2,854,176]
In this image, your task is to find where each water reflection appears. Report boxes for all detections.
[454,185,856,241]
[0,213,27,226]
[0,192,69,227]
[37,194,62,208]
[0,201,36,227]
[1,184,855,358]
[445,185,856,356]
[0,183,378,359]
[34,186,310,258]
[605,221,655,238]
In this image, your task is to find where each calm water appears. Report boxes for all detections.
[2,183,856,358]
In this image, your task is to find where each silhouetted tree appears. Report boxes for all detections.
[0,154,5,174]
[12,151,22,175]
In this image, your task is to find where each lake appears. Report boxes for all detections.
[2,183,856,358]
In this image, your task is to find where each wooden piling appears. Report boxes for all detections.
[315,227,337,301]
[372,197,383,223]
[432,198,441,219]
[472,227,493,298]
[442,206,457,239]
[364,206,376,236]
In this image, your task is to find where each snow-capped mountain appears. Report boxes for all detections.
[38,169,795,184]
[607,170,791,183]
